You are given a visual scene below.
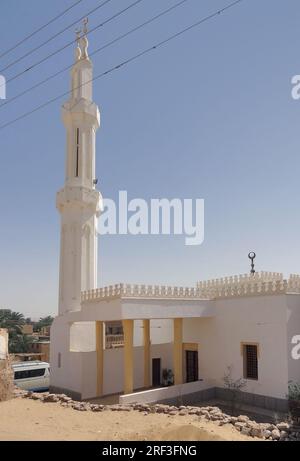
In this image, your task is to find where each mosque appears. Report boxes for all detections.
[50,25,300,412]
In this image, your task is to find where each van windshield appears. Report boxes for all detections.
[14,368,45,379]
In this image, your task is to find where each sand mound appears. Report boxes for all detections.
[155,424,224,441]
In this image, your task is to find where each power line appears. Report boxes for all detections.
[1,0,144,87]
[0,0,245,132]
[0,0,113,73]
[0,0,84,60]
[0,0,191,110]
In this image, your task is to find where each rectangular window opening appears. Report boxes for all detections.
[243,344,258,380]
[75,128,79,177]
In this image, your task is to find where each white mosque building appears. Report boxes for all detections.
[50,28,300,412]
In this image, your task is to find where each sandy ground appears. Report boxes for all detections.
[0,398,257,441]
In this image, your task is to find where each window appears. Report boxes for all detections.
[14,368,45,380]
[15,370,29,380]
[75,128,80,177]
[58,352,61,368]
[186,350,198,383]
[243,344,258,380]
[29,368,45,378]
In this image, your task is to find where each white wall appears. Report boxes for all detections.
[50,317,83,395]
[133,319,173,346]
[81,351,97,399]
[183,295,289,399]
[69,321,96,351]
[0,329,8,360]
[103,343,173,396]
[287,294,300,386]
[120,380,212,405]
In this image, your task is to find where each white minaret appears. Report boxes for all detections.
[56,21,102,314]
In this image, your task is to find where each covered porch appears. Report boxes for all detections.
[73,284,216,399]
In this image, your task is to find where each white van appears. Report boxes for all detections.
[12,361,50,392]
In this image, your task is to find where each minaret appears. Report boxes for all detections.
[56,20,102,314]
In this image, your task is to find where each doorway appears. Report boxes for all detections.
[186,350,198,382]
[152,358,161,387]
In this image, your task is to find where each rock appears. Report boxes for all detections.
[237,415,249,423]
[276,422,290,432]
[60,395,72,403]
[179,409,188,416]
[241,426,251,436]
[73,404,83,411]
[168,410,178,416]
[155,405,169,414]
[271,429,281,440]
[262,429,272,438]
[31,393,43,400]
[43,394,59,403]
[73,403,88,411]
[219,419,231,427]
[188,409,199,415]
[261,423,276,431]
[234,422,247,431]
[119,405,131,412]
[207,406,220,412]
[91,405,104,412]
[280,430,289,440]
[210,414,223,421]
[251,427,264,438]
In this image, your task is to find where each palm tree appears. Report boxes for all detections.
[0,309,25,335]
[9,332,33,353]
[33,315,54,332]
[0,309,27,353]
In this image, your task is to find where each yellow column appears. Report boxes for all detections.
[143,319,150,388]
[122,319,134,394]
[173,318,183,385]
[95,321,103,396]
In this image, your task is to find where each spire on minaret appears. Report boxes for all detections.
[75,27,82,62]
[74,18,90,62]
[68,17,94,101]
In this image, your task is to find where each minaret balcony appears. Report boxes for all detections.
[56,185,102,215]
[62,99,100,129]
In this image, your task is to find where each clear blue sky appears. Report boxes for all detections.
[0,0,300,318]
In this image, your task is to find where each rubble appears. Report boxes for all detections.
[13,387,300,441]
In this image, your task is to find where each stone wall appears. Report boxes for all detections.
[0,359,14,401]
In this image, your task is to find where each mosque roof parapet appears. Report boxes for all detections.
[81,272,300,303]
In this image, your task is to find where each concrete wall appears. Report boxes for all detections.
[286,294,300,386]
[51,293,295,403]
[51,315,174,399]
[134,319,173,346]
[0,329,8,360]
[69,321,96,351]
[119,380,212,405]
[102,343,173,396]
[183,295,289,400]
[50,317,83,397]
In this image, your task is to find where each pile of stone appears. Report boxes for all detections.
[14,388,299,441]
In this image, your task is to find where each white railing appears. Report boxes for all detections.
[81,273,300,302]
[196,272,300,298]
[287,274,300,292]
[105,334,124,349]
[82,284,204,302]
